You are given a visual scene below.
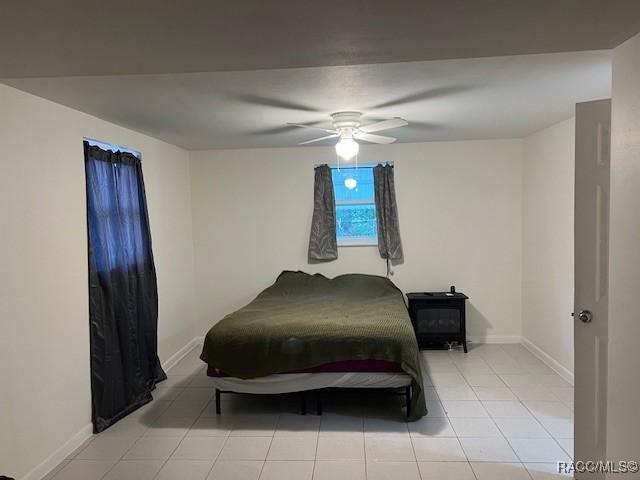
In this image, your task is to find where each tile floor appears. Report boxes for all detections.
[46,343,574,480]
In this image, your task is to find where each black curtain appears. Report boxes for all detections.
[84,141,166,433]
[373,164,404,275]
[308,165,338,262]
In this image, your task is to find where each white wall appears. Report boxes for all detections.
[607,31,640,473]
[521,118,575,378]
[190,140,523,343]
[0,85,198,479]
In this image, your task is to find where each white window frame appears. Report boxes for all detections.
[338,236,379,247]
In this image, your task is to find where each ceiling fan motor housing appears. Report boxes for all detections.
[331,111,362,136]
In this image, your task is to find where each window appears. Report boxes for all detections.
[332,166,378,246]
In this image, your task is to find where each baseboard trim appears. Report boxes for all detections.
[521,336,574,386]
[468,335,522,344]
[23,336,205,480]
[161,336,205,373]
[21,423,93,480]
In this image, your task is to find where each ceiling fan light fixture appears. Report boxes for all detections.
[335,137,359,160]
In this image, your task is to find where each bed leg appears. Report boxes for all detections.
[316,392,322,416]
[405,385,411,419]
[215,389,221,415]
[300,393,307,415]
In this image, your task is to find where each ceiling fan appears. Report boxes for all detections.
[288,111,408,160]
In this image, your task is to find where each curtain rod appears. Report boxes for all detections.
[83,137,142,159]
[314,161,394,168]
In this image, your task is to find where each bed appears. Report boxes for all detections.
[199,270,427,419]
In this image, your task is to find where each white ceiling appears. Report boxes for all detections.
[2,2,628,150]
[2,51,612,150]
[1,0,638,77]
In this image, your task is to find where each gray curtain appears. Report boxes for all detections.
[374,164,403,270]
[308,164,338,262]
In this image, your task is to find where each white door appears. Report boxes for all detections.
[574,99,611,478]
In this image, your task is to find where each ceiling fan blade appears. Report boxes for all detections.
[354,132,397,144]
[359,117,408,133]
[298,134,339,145]
[287,123,337,134]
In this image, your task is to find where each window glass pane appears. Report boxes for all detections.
[332,166,378,245]
[332,167,375,203]
[336,204,378,238]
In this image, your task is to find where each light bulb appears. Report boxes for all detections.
[335,137,359,160]
[344,177,358,190]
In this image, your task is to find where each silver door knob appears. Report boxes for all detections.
[577,310,593,323]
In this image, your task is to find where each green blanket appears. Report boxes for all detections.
[200,271,426,419]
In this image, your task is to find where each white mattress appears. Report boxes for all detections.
[210,372,412,394]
